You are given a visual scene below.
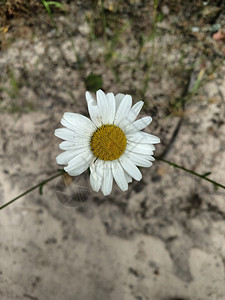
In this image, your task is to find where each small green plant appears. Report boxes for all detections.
[41,0,62,15]
[41,0,64,24]
[8,69,20,98]
[0,69,20,99]
[0,68,37,114]
[84,73,103,92]
[136,0,159,98]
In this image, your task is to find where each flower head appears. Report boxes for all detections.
[55,90,160,196]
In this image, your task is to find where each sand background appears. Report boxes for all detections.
[0,1,225,299]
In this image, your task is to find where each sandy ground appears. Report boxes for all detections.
[0,2,225,300]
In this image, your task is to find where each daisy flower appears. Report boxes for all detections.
[54,90,160,196]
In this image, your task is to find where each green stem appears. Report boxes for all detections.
[1,158,224,211]
[0,170,65,211]
[157,158,225,190]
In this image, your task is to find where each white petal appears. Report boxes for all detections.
[59,140,90,151]
[86,91,102,127]
[106,92,116,124]
[56,150,78,165]
[124,171,132,183]
[96,90,110,124]
[127,101,144,123]
[64,150,93,175]
[101,161,113,196]
[126,131,160,144]
[128,152,153,167]
[119,155,142,181]
[115,93,125,110]
[125,116,152,134]
[112,160,128,192]
[118,100,144,130]
[54,128,76,141]
[126,142,155,155]
[148,156,155,161]
[67,160,91,176]
[90,159,104,192]
[75,135,92,146]
[114,95,132,126]
[62,112,96,135]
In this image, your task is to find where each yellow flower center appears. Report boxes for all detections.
[90,125,127,161]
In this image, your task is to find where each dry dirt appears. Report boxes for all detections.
[0,1,225,300]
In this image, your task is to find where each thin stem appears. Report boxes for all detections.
[0,170,65,211]
[1,158,224,211]
[157,157,225,190]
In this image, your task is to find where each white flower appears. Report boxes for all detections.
[55,90,160,196]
